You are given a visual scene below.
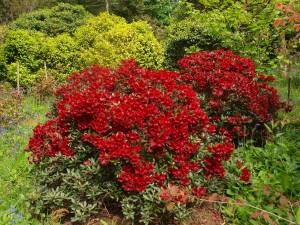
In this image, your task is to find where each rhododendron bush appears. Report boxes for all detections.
[178,50,290,146]
[25,50,288,223]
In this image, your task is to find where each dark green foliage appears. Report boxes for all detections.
[8,3,92,36]
[164,0,281,70]
[71,0,180,25]
[30,154,121,222]
[110,0,178,25]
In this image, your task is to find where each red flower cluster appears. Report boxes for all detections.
[192,187,206,199]
[203,143,235,178]
[25,119,73,162]
[178,50,289,143]
[26,59,233,193]
[240,168,251,183]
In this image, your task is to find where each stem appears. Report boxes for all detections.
[288,77,291,104]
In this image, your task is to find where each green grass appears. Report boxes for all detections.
[0,96,49,225]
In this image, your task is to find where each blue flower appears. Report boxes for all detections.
[0,126,7,135]
[10,206,16,212]
[16,213,23,219]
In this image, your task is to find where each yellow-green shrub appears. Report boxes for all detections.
[41,33,82,82]
[75,13,164,70]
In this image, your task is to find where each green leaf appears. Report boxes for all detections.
[226,189,235,196]
[264,124,272,133]
[100,220,109,225]
[296,207,300,224]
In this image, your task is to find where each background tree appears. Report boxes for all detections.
[273,1,300,102]
[0,0,38,24]
[164,0,294,71]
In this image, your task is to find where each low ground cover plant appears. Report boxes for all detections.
[24,50,289,224]
[223,121,300,224]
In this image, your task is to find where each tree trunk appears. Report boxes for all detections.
[105,0,110,13]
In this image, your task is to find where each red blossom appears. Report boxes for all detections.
[240,168,251,183]
[276,2,283,10]
[178,50,289,144]
[192,187,206,199]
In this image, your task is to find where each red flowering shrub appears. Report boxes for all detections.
[26,59,234,223]
[25,50,288,223]
[178,49,289,146]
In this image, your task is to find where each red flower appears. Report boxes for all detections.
[192,187,206,199]
[276,2,283,11]
[236,160,243,168]
[240,168,251,183]
[83,160,90,166]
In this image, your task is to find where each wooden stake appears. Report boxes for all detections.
[44,60,48,80]
[288,77,291,104]
[17,61,20,94]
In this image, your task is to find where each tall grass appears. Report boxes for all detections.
[0,96,49,225]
